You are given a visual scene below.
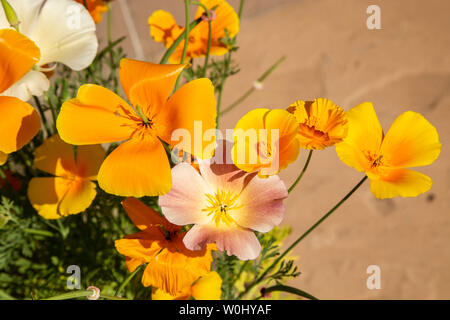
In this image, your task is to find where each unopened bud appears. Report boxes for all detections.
[201,9,217,22]
[253,81,264,90]
[1,0,19,31]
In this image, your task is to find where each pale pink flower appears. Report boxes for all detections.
[158,153,288,261]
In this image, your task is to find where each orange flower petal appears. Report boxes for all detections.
[34,134,105,179]
[115,232,166,262]
[122,197,180,233]
[148,10,183,48]
[119,58,186,103]
[58,179,97,216]
[28,177,96,219]
[97,136,172,197]
[57,84,136,145]
[0,29,40,93]
[0,96,40,154]
[0,152,7,166]
[158,78,217,159]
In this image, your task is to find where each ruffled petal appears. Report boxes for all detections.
[336,102,383,172]
[183,224,261,260]
[0,28,40,93]
[159,163,210,226]
[28,0,98,70]
[158,78,217,159]
[57,84,136,145]
[119,58,185,103]
[97,136,172,197]
[195,0,240,40]
[231,174,287,233]
[380,111,441,169]
[0,96,40,154]
[369,169,433,199]
[1,70,49,101]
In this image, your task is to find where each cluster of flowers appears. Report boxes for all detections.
[0,0,441,299]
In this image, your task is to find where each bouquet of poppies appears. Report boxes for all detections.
[0,0,441,301]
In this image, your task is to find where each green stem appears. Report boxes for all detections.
[238,175,368,299]
[100,295,129,300]
[288,150,313,193]
[23,228,54,238]
[238,0,245,18]
[43,290,94,300]
[215,52,232,127]
[115,265,143,297]
[173,0,192,91]
[255,285,318,300]
[220,56,286,116]
[202,20,212,77]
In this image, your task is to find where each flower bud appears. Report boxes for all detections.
[1,0,19,31]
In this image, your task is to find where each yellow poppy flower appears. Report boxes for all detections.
[148,0,239,63]
[0,28,41,164]
[27,135,105,219]
[287,98,348,150]
[57,58,217,197]
[115,198,216,296]
[336,102,441,199]
[231,108,300,177]
[76,0,109,24]
[152,271,222,300]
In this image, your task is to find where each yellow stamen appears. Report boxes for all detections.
[202,190,242,227]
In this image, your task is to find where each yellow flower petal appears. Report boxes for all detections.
[335,102,383,172]
[0,96,41,154]
[0,28,40,93]
[191,271,222,300]
[380,111,441,169]
[369,169,432,199]
[97,136,172,197]
[148,10,183,48]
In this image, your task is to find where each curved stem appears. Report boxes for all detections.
[42,290,94,300]
[255,284,318,300]
[115,265,143,297]
[174,0,192,91]
[238,175,368,299]
[202,20,212,76]
[288,150,313,193]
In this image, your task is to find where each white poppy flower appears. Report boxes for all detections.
[0,0,98,101]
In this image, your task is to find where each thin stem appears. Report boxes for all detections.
[23,228,54,238]
[215,52,232,127]
[115,265,143,297]
[33,96,51,137]
[202,20,212,77]
[238,0,245,19]
[220,56,286,116]
[173,0,192,91]
[238,175,368,299]
[288,150,313,193]
[43,290,94,300]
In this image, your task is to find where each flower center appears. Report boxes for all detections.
[298,124,330,144]
[365,151,384,169]
[202,190,242,227]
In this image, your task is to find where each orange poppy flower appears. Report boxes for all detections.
[148,0,240,63]
[336,102,441,199]
[287,98,348,150]
[76,0,109,24]
[56,58,217,197]
[152,271,222,300]
[0,28,41,164]
[231,108,300,177]
[27,135,105,219]
[115,198,216,296]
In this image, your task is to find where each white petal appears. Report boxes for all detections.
[1,70,49,101]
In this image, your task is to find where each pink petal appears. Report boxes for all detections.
[158,163,210,226]
[230,174,287,233]
[183,224,262,261]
